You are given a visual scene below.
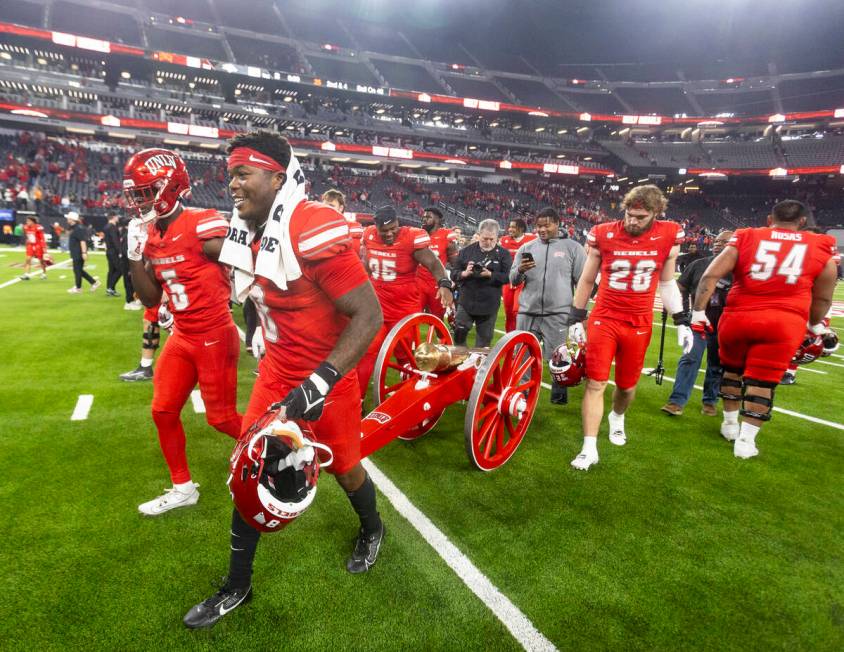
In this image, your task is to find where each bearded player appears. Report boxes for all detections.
[181,131,384,629]
[499,218,537,332]
[356,205,454,398]
[568,185,693,470]
[693,200,838,459]
[125,148,242,515]
[20,216,49,280]
[417,206,458,319]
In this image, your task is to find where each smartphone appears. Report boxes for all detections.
[522,252,534,263]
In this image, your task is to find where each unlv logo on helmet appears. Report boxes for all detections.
[123,148,191,223]
[144,153,177,175]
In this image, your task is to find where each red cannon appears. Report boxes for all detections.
[360,313,543,471]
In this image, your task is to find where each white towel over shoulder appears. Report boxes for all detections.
[219,154,307,302]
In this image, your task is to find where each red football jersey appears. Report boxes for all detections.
[344,213,364,253]
[144,208,232,334]
[24,223,46,247]
[250,200,370,382]
[362,225,431,324]
[499,232,537,256]
[724,226,838,319]
[417,227,457,282]
[589,219,684,325]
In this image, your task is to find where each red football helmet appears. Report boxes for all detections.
[792,333,824,365]
[549,342,587,386]
[123,148,191,222]
[227,409,332,533]
[821,328,839,357]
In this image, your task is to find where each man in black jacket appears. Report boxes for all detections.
[451,219,511,347]
[66,212,99,294]
[103,213,122,296]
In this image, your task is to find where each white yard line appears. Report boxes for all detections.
[190,390,206,414]
[363,459,557,652]
[0,258,73,289]
[815,359,844,369]
[70,394,94,421]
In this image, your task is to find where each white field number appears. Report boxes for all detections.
[608,259,657,292]
[369,258,397,281]
[749,241,807,284]
[160,268,189,310]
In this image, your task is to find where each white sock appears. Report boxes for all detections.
[140,357,153,368]
[739,422,760,444]
[582,437,598,455]
[723,410,739,425]
[609,410,625,425]
[174,480,195,493]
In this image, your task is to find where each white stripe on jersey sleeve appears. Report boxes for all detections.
[196,219,230,234]
[299,225,350,254]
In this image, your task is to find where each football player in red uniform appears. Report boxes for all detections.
[568,185,692,470]
[20,216,48,280]
[321,188,363,256]
[182,132,384,629]
[417,206,459,319]
[125,148,243,515]
[499,218,537,332]
[693,200,838,459]
[356,205,454,398]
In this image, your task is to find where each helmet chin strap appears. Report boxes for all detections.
[139,199,180,224]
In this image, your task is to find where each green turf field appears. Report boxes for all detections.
[1,246,842,651]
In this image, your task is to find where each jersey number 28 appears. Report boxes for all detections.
[608,259,656,292]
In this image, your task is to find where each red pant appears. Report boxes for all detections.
[151,322,242,483]
[585,316,652,390]
[243,371,362,475]
[501,284,523,333]
[718,310,806,383]
[26,244,44,260]
[418,277,445,319]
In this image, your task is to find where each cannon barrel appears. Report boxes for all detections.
[414,343,471,372]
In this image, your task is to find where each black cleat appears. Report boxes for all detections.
[346,521,385,574]
[183,579,252,630]
[120,366,153,382]
[780,372,796,385]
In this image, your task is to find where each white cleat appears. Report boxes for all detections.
[607,413,626,446]
[733,438,759,459]
[138,483,200,516]
[571,451,599,470]
[720,422,739,441]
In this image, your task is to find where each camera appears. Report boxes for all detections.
[471,258,491,277]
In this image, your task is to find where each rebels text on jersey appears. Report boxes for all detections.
[144,208,232,334]
[417,227,457,283]
[250,200,370,382]
[363,224,431,323]
[588,219,684,325]
[724,227,838,319]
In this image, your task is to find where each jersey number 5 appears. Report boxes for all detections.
[608,259,656,292]
[160,268,189,310]
[369,258,397,281]
[749,241,806,284]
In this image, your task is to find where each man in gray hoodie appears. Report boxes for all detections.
[509,207,586,404]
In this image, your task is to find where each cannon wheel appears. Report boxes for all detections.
[373,313,453,441]
[464,331,542,471]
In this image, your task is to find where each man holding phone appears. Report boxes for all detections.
[510,208,586,404]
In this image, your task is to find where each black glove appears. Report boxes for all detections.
[671,311,691,327]
[567,307,588,327]
[279,361,341,421]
